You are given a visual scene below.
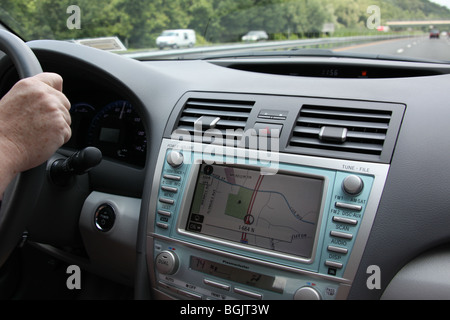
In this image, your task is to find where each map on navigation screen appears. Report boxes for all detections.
[186,164,324,258]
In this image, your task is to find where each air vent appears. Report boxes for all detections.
[289,105,394,161]
[174,98,254,145]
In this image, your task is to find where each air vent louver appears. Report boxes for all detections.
[289,105,393,160]
[174,98,254,145]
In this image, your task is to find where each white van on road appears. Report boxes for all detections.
[156,29,196,49]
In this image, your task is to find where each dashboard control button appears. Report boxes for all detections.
[294,286,321,300]
[163,174,181,181]
[233,287,262,299]
[156,222,169,229]
[333,216,358,225]
[158,281,178,294]
[252,122,283,137]
[335,202,362,211]
[94,204,115,232]
[159,197,174,205]
[161,186,178,193]
[325,261,343,269]
[155,250,179,275]
[330,230,353,240]
[327,245,348,254]
[203,279,230,291]
[177,289,202,300]
[342,175,364,195]
[167,151,184,167]
[158,209,172,217]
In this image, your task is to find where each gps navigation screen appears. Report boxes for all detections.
[186,164,324,259]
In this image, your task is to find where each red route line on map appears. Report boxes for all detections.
[241,175,264,242]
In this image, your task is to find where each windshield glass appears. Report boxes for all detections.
[161,32,178,37]
[1,0,450,62]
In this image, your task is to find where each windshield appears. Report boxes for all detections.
[1,0,450,62]
[160,32,178,37]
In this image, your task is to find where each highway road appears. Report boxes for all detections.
[126,34,450,63]
[336,35,450,62]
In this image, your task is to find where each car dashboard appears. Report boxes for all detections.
[1,39,450,300]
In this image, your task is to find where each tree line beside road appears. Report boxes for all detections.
[1,0,449,49]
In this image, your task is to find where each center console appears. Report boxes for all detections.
[146,139,389,300]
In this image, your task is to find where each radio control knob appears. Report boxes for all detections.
[342,175,364,195]
[294,286,321,300]
[167,151,184,168]
[155,250,179,275]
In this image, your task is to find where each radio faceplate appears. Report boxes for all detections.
[149,237,344,300]
[147,140,389,300]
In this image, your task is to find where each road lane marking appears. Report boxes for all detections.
[334,37,408,51]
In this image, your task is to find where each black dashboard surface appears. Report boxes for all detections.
[2,40,450,299]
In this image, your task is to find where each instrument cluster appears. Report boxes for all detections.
[66,99,147,168]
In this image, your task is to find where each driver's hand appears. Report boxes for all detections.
[0,73,71,195]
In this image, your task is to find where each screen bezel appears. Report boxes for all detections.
[176,158,329,265]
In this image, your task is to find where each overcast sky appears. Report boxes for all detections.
[430,0,450,9]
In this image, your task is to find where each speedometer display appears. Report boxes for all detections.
[87,100,147,167]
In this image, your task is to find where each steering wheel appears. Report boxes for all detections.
[0,30,45,267]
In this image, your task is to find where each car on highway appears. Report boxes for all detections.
[156,29,196,49]
[430,28,440,38]
[242,31,269,42]
[0,0,450,306]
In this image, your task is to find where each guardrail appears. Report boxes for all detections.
[123,34,413,60]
